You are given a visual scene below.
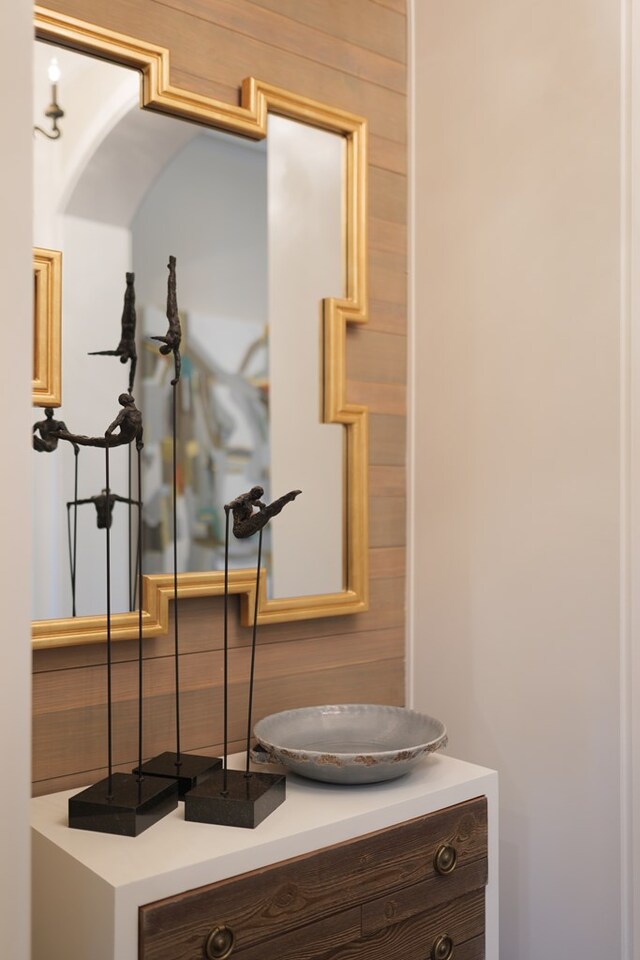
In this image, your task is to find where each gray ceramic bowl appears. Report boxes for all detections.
[252,704,447,784]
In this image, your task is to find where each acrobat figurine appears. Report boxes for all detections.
[88,272,138,394]
[150,255,182,385]
[33,407,79,454]
[56,393,144,450]
[67,489,140,530]
[226,485,301,539]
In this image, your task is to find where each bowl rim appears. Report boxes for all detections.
[253,703,448,761]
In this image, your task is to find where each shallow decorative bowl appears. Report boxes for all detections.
[252,704,447,784]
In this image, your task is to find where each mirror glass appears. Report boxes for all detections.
[32,41,344,621]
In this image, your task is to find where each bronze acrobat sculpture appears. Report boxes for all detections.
[33,407,79,453]
[184,484,300,823]
[133,255,223,793]
[150,256,182,385]
[88,272,138,394]
[56,393,144,450]
[227,485,302,539]
[67,489,140,529]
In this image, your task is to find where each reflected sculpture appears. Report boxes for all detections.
[68,489,140,529]
[88,272,138,394]
[57,393,144,449]
[149,256,182,385]
[33,407,78,453]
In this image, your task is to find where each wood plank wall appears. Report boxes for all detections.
[32,0,407,796]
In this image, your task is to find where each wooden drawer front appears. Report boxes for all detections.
[235,888,485,960]
[139,797,487,960]
[362,856,488,935]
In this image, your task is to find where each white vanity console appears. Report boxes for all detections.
[31,753,498,960]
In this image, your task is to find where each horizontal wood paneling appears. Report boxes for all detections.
[370,413,406,466]
[367,299,407,336]
[159,0,407,93]
[370,135,407,175]
[370,0,406,14]
[370,464,406,497]
[347,379,405,415]
[370,216,407,255]
[246,0,407,63]
[369,249,408,305]
[33,579,405,672]
[45,0,407,139]
[371,167,407,223]
[371,496,406,548]
[34,629,404,716]
[347,330,406,385]
[33,0,407,795]
[34,658,404,784]
[370,546,405,579]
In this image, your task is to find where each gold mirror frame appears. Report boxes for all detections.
[33,5,369,648]
[33,246,62,407]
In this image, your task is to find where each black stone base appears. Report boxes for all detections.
[184,769,286,828]
[132,752,222,799]
[68,772,178,837]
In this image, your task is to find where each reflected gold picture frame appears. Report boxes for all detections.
[33,246,62,408]
[33,5,369,647]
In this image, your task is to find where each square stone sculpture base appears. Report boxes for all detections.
[133,752,222,799]
[184,768,286,829]
[68,772,178,837]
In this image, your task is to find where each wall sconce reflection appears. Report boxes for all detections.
[34,58,64,140]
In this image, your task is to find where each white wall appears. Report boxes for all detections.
[410,1,627,957]
[0,1,32,957]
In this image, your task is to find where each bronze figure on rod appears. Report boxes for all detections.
[33,407,79,453]
[133,254,222,794]
[67,489,140,530]
[184,485,299,827]
[228,485,302,539]
[33,406,81,615]
[67,387,178,834]
[56,393,144,449]
[149,255,182,385]
[88,272,138,394]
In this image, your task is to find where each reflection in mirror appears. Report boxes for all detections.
[32,40,344,622]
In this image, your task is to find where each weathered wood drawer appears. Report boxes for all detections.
[139,796,487,960]
[231,888,485,960]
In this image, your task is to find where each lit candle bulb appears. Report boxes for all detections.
[48,58,61,84]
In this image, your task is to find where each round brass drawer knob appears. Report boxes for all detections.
[205,925,235,960]
[431,934,454,960]
[434,844,457,875]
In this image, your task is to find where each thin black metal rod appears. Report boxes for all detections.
[132,518,141,610]
[66,506,73,611]
[172,382,181,767]
[128,443,133,612]
[222,506,230,795]
[136,442,144,780]
[71,449,79,616]
[245,527,263,775]
[105,443,113,798]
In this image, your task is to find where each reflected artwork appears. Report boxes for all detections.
[31,34,346,630]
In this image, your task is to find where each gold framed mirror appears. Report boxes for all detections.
[33,5,369,649]
[32,246,62,407]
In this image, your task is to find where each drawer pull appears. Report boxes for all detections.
[434,844,457,875]
[205,925,235,959]
[431,934,454,960]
